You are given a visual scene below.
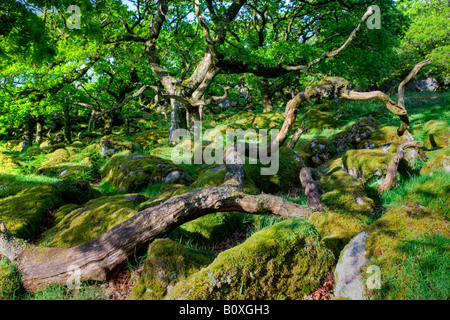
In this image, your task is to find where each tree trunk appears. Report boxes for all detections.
[169,99,187,145]
[22,114,34,150]
[63,105,72,144]
[261,80,273,112]
[35,117,44,145]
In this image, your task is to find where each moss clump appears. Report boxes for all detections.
[166,219,334,300]
[420,146,450,175]
[308,211,370,258]
[363,206,450,299]
[357,126,414,152]
[0,153,20,173]
[52,180,101,205]
[101,154,192,192]
[99,135,136,156]
[0,184,64,239]
[422,120,450,149]
[129,239,212,300]
[0,257,22,300]
[37,148,71,171]
[302,108,344,133]
[332,117,380,152]
[244,147,306,193]
[320,171,375,214]
[36,194,147,247]
[341,149,394,184]
[295,137,337,168]
[171,212,245,245]
[251,111,285,129]
[131,129,169,149]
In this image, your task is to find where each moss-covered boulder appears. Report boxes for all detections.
[41,143,66,153]
[171,212,245,245]
[0,153,20,173]
[132,130,169,149]
[99,135,136,156]
[36,194,147,247]
[357,126,415,152]
[101,154,192,192]
[129,239,212,300]
[341,149,394,184]
[251,111,285,129]
[295,137,337,168]
[320,171,375,214]
[166,219,335,300]
[308,211,370,258]
[244,147,306,193]
[302,108,344,133]
[38,163,97,181]
[0,185,64,239]
[332,117,380,152]
[420,146,450,175]
[363,206,450,300]
[37,148,71,171]
[422,120,450,149]
[52,180,101,205]
[222,111,255,127]
[0,257,22,300]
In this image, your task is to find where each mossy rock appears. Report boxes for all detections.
[363,206,450,300]
[251,111,285,129]
[320,171,375,214]
[0,257,22,300]
[332,117,380,152]
[357,126,414,152]
[302,108,344,133]
[37,148,71,171]
[244,147,306,193]
[38,163,97,181]
[341,149,394,184]
[316,157,343,176]
[295,137,337,168]
[132,130,169,149]
[166,218,335,300]
[138,184,186,211]
[422,120,450,149]
[0,153,20,173]
[171,212,245,245]
[420,146,450,175]
[36,194,147,247]
[308,210,370,258]
[41,143,66,153]
[101,154,192,192]
[223,111,256,127]
[5,140,24,152]
[0,184,64,239]
[99,135,136,156]
[52,180,101,205]
[129,238,212,300]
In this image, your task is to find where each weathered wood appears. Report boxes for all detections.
[299,167,324,212]
[377,141,428,193]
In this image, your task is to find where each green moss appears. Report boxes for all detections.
[357,126,414,152]
[36,194,147,247]
[332,117,380,152]
[244,147,305,193]
[420,146,450,175]
[422,120,450,149]
[295,136,337,168]
[302,108,344,133]
[341,149,394,184]
[320,171,375,214]
[251,111,285,130]
[129,239,212,300]
[0,153,20,173]
[308,211,370,258]
[99,134,136,155]
[166,219,334,300]
[0,184,64,239]
[363,206,450,299]
[0,257,22,300]
[132,129,169,149]
[171,212,245,245]
[101,154,192,192]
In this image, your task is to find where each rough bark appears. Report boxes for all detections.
[299,167,324,212]
[287,121,307,149]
